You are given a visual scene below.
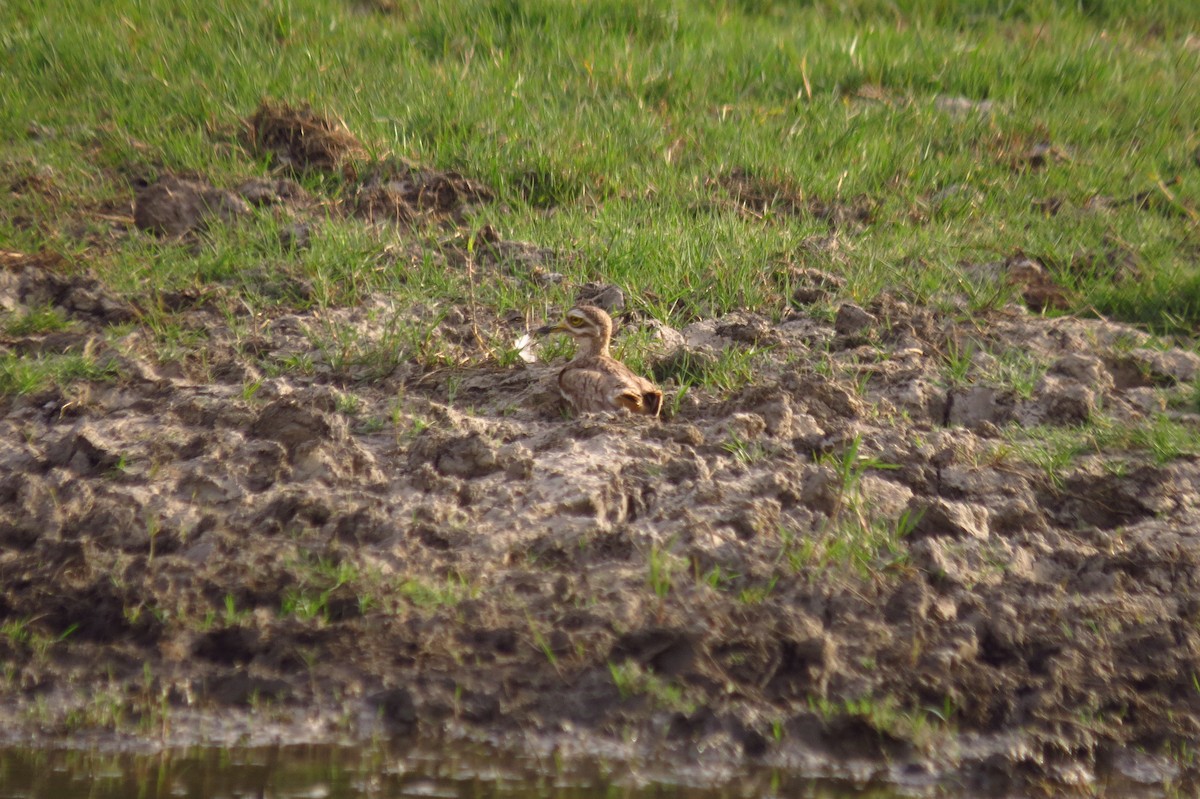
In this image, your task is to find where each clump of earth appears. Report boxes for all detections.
[3,103,1200,797]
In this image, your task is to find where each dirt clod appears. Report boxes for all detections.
[833,302,876,336]
[782,267,846,305]
[246,100,365,176]
[134,175,250,237]
[908,497,990,540]
[575,283,626,313]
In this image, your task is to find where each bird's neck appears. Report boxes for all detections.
[573,336,610,360]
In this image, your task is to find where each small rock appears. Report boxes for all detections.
[575,283,625,313]
[799,465,841,516]
[502,443,534,480]
[44,427,123,476]
[645,320,685,353]
[725,498,781,541]
[0,474,62,547]
[884,578,932,624]
[907,498,990,540]
[753,392,793,437]
[1128,348,1200,386]
[249,396,346,457]
[886,377,947,424]
[716,316,780,346]
[1122,387,1166,416]
[408,431,504,480]
[193,627,262,665]
[533,270,566,286]
[834,303,876,336]
[1023,375,1098,426]
[134,176,250,237]
[1048,353,1112,389]
[947,386,1015,429]
[722,412,767,441]
[860,475,914,521]
[368,686,418,733]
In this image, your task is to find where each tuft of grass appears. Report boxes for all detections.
[1096,414,1200,465]
[334,391,361,417]
[395,576,471,609]
[647,543,676,599]
[939,336,976,388]
[2,618,78,664]
[984,347,1048,399]
[280,555,358,623]
[654,346,767,396]
[780,436,909,577]
[609,661,695,714]
[819,435,900,530]
[307,309,457,380]
[3,305,71,336]
[1002,413,1200,485]
[722,430,768,465]
[0,351,119,396]
[809,693,956,753]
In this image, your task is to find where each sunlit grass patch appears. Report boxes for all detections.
[0,351,119,396]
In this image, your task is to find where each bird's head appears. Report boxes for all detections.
[537,305,612,338]
[536,305,613,357]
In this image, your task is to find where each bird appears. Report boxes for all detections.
[537,304,663,417]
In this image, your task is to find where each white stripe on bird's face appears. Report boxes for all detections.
[563,307,602,337]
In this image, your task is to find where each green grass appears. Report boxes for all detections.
[647,543,676,598]
[1003,413,1200,485]
[3,306,71,336]
[1,0,1197,361]
[0,351,119,395]
[809,692,956,753]
[778,436,913,577]
[609,660,696,714]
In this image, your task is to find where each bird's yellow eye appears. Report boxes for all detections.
[567,316,583,327]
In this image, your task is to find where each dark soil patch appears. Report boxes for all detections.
[961,253,1072,312]
[348,160,494,224]
[242,101,494,226]
[1,250,134,325]
[513,166,587,208]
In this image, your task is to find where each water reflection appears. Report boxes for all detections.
[0,743,902,799]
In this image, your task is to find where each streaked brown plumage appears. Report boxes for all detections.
[537,305,662,417]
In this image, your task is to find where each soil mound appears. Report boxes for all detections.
[246,100,366,176]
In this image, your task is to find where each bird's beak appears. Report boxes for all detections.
[535,321,566,336]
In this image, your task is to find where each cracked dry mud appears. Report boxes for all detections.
[3,257,1200,796]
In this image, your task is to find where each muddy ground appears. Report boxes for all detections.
[4,112,1200,794]
[5,249,1200,796]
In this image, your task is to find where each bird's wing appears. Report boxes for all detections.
[559,365,615,413]
[612,373,663,417]
[561,359,662,416]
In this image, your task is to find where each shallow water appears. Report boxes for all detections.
[0,743,904,799]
